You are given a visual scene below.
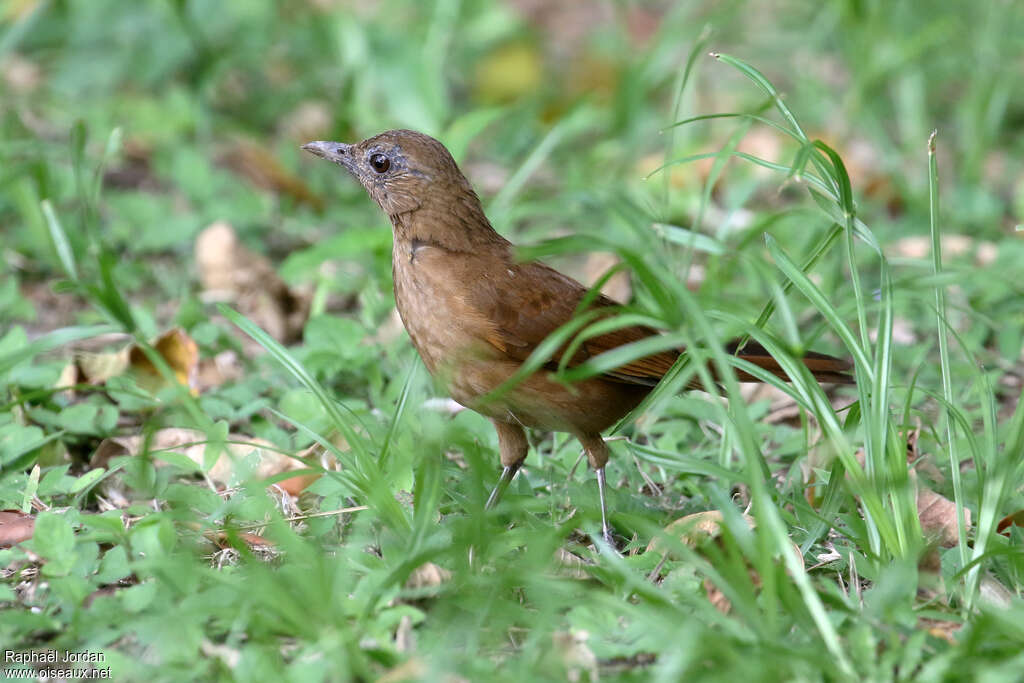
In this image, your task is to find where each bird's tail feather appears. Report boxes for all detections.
[726,340,854,385]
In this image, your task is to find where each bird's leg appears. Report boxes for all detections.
[595,466,614,547]
[579,434,617,549]
[485,463,521,509]
[485,420,528,509]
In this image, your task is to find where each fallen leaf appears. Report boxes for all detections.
[395,615,415,653]
[205,529,275,549]
[196,221,311,344]
[914,472,970,548]
[552,630,599,683]
[646,510,756,558]
[648,510,803,614]
[377,658,427,683]
[404,562,452,590]
[128,328,199,395]
[196,351,244,391]
[77,328,199,396]
[0,510,35,547]
[978,575,1014,609]
[102,140,160,191]
[580,251,632,304]
[891,234,998,266]
[868,317,918,345]
[997,509,1024,536]
[736,127,783,179]
[918,616,962,644]
[92,428,307,490]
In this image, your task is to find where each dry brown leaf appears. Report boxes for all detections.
[580,251,632,304]
[394,615,416,654]
[997,509,1024,537]
[54,361,78,402]
[91,428,305,489]
[914,471,970,548]
[129,328,199,395]
[919,616,962,644]
[77,347,130,385]
[552,630,599,683]
[868,317,918,345]
[376,658,427,683]
[218,137,323,210]
[703,575,750,615]
[404,562,452,590]
[77,328,199,395]
[0,510,35,548]
[978,575,1014,609]
[279,433,353,495]
[736,127,783,179]
[196,351,244,392]
[196,221,311,344]
[891,234,998,266]
[205,529,275,549]
[648,510,803,615]
[646,510,756,558]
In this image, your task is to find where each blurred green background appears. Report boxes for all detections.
[3,0,1024,680]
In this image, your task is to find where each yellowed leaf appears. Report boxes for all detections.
[77,328,199,396]
[128,328,199,395]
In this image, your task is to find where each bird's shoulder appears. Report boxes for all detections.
[463,252,679,384]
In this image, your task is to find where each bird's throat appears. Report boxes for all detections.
[390,190,509,254]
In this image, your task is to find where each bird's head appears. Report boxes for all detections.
[302,129,472,221]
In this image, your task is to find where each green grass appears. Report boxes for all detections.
[2,1,1024,680]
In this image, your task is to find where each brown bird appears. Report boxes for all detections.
[302,130,851,546]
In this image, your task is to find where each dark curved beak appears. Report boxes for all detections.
[302,141,353,168]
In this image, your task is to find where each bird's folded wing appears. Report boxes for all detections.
[470,260,678,386]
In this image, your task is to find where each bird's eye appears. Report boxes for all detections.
[369,154,391,174]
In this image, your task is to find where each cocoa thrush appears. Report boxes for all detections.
[302,130,851,547]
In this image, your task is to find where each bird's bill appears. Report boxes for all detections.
[301,141,354,169]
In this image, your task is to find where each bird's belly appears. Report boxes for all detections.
[392,249,648,435]
[392,252,499,388]
[447,358,649,435]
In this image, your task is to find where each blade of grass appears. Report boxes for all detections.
[222,305,410,533]
[0,325,115,377]
[40,199,78,281]
[928,130,968,581]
